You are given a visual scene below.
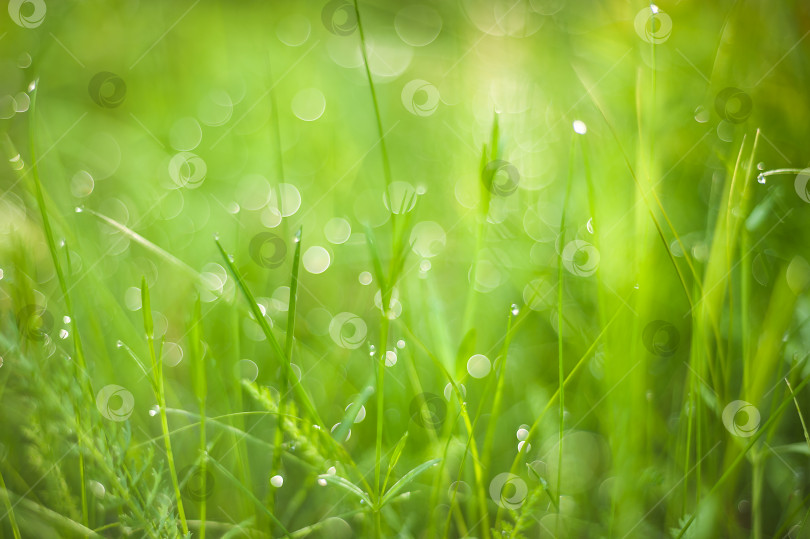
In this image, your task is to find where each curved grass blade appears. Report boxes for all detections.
[316,474,373,507]
[380,458,440,508]
[215,237,323,427]
[381,431,408,495]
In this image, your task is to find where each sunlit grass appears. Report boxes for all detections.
[2,1,810,538]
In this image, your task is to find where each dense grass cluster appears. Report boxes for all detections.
[2,0,810,537]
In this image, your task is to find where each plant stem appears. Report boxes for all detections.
[142,279,188,535]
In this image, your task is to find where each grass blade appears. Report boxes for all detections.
[380,458,440,508]
[317,474,373,507]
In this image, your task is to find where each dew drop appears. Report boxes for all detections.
[359,271,373,285]
[466,354,491,378]
[385,350,397,367]
[270,475,284,488]
[511,304,520,316]
[572,120,587,135]
[517,441,531,453]
[396,339,406,349]
[757,174,766,184]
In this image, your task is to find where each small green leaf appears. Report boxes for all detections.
[317,474,373,507]
[382,431,408,494]
[380,458,440,507]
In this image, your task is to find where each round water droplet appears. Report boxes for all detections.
[385,350,397,367]
[17,52,32,69]
[396,339,406,349]
[71,171,94,198]
[292,88,326,121]
[511,304,520,316]
[394,5,442,47]
[517,441,531,452]
[359,271,373,285]
[270,475,284,488]
[346,403,366,423]
[331,423,351,442]
[276,14,311,47]
[757,174,766,184]
[169,117,203,151]
[0,96,17,119]
[303,246,331,274]
[694,105,710,123]
[410,221,446,258]
[236,359,259,382]
[572,120,587,134]
[162,341,184,367]
[516,427,529,441]
[467,354,491,378]
[324,217,352,244]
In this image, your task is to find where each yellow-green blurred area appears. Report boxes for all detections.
[2,0,810,537]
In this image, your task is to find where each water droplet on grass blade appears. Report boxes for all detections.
[517,441,531,452]
[270,475,284,488]
[467,354,491,378]
[331,423,351,441]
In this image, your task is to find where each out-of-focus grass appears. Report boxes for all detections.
[2,0,810,537]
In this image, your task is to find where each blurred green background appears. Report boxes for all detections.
[2,0,810,537]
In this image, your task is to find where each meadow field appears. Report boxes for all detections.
[1,0,810,537]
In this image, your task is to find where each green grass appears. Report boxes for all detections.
[2,0,810,537]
